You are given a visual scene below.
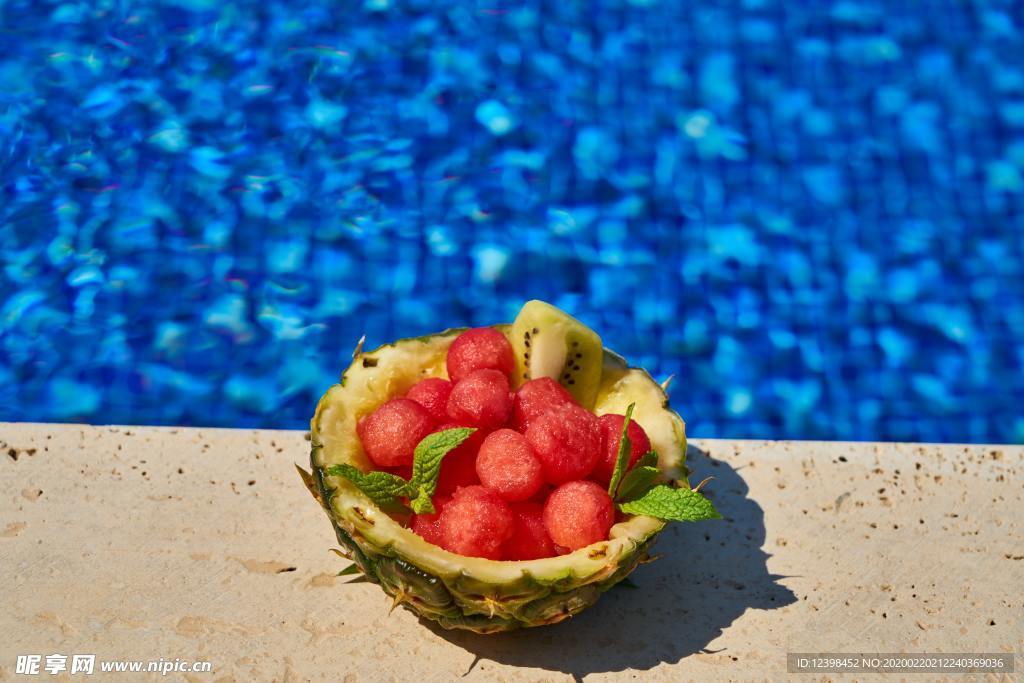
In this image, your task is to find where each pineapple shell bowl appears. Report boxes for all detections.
[304,308,689,633]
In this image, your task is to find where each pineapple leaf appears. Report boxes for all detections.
[408,427,476,514]
[617,484,722,522]
[606,403,636,497]
[324,464,411,513]
[337,564,362,576]
[295,464,323,505]
[615,461,660,503]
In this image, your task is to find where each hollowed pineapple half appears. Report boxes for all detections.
[307,324,688,633]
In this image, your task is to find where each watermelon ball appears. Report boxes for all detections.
[524,403,602,484]
[542,480,615,551]
[384,464,413,481]
[434,422,486,496]
[591,413,653,487]
[446,327,515,383]
[438,485,514,560]
[503,502,556,560]
[356,398,435,468]
[511,377,577,431]
[446,369,513,429]
[405,378,453,424]
[475,429,544,502]
[410,496,450,546]
[529,484,553,504]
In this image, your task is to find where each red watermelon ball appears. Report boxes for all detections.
[446,327,515,383]
[475,429,544,502]
[591,413,653,487]
[503,502,556,560]
[446,368,513,429]
[356,398,435,468]
[383,464,413,481]
[405,378,453,424]
[410,495,451,546]
[529,484,553,504]
[511,377,578,432]
[438,485,514,560]
[524,403,601,484]
[542,480,615,551]
[434,422,486,496]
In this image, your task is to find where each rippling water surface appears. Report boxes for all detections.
[1,1,1022,442]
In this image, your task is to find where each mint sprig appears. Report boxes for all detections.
[614,451,660,503]
[325,427,476,515]
[606,403,636,497]
[323,464,411,513]
[618,484,722,522]
[603,407,722,523]
[408,427,476,514]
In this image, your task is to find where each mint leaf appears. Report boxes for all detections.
[408,427,476,514]
[615,465,661,503]
[607,403,636,497]
[323,428,476,516]
[633,450,659,470]
[617,485,722,522]
[325,464,411,512]
[410,489,433,515]
[615,467,661,504]
[615,450,661,502]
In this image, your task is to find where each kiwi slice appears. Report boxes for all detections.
[510,300,603,408]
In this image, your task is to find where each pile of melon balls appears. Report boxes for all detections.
[355,328,651,560]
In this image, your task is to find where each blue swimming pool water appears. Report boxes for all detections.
[2,1,1023,443]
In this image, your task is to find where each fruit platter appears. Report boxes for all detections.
[302,301,720,632]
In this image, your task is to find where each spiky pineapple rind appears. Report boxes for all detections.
[309,327,685,632]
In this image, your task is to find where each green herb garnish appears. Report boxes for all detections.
[325,427,476,515]
[613,451,660,503]
[605,407,721,523]
[408,428,476,514]
[323,463,411,514]
[618,484,722,522]
[606,402,636,498]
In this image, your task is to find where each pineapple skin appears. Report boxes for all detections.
[307,328,685,633]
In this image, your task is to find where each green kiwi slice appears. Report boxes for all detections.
[510,300,603,408]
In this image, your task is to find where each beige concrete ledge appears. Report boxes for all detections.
[1,423,1021,681]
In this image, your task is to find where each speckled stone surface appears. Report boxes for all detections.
[1,423,1021,681]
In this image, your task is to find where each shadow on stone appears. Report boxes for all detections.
[426,444,797,679]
